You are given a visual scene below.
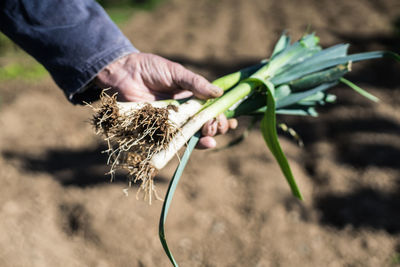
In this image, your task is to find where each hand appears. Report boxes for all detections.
[94,52,237,149]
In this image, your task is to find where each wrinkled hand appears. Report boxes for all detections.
[94,52,237,149]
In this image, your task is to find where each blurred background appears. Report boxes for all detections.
[0,0,399,266]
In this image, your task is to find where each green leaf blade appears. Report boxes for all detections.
[256,80,303,200]
[271,32,291,59]
[272,51,399,85]
[159,132,201,267]
[340,78,380,102]
[276,81,337,109]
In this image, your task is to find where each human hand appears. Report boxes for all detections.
[94,52,237,149]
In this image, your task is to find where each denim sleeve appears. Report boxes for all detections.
[0,0,138,104]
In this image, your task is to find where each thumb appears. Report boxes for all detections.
[171,63,223,100]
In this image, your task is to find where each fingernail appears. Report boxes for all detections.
[209,122,218,136]
[196,137,217,149]
[210,85,223,97]
[217,114,228,134]
[228,119,238,129]
[208,138,217,148]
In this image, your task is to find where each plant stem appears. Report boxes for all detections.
[150,81,258,170]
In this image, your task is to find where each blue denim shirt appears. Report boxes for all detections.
[0,0,138,104]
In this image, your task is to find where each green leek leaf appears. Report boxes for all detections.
[276,82,337,108]
[289,64,349,91]
[247,78,303,199]
[271,32,291,59]
[272,51,400,85]
[159,132,201,267]
[340,78,380,102]
[276,107,318,117]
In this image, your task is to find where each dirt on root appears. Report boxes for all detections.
[0,0,400,266]
[92,92,177,202]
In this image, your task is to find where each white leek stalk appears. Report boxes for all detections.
[117,99,204,129]
[150,81,255,169]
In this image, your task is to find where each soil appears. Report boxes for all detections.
[1,0,400,266]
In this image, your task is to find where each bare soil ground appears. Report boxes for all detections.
[1,0,400,266]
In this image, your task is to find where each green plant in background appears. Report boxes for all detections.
[0,62,47,81]
[98,0,164,25]
[0,32,15,54]
[0,32,48,81]
[105,8,136,25]
[391,252,400,266]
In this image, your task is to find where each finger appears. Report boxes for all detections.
[201,118,218,137]
[116,79,158,102]
[228,118,238,129]
[171,63,223,100]
[196,136,217,149]
[172,90,193,100]
[216,114,229,135]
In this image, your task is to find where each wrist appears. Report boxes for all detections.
[94,52,137,88]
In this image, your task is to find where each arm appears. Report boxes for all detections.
[0,0,137,103]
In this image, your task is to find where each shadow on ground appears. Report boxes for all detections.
[283,113,400,171]
[2,145,168,187]
[315,187,400,234]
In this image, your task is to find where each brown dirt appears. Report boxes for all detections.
[1,0,400,266]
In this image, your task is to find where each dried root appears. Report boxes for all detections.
[91,92,178,203]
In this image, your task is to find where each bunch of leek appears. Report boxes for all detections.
[154,32,399,266]
[93,32,399,267]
